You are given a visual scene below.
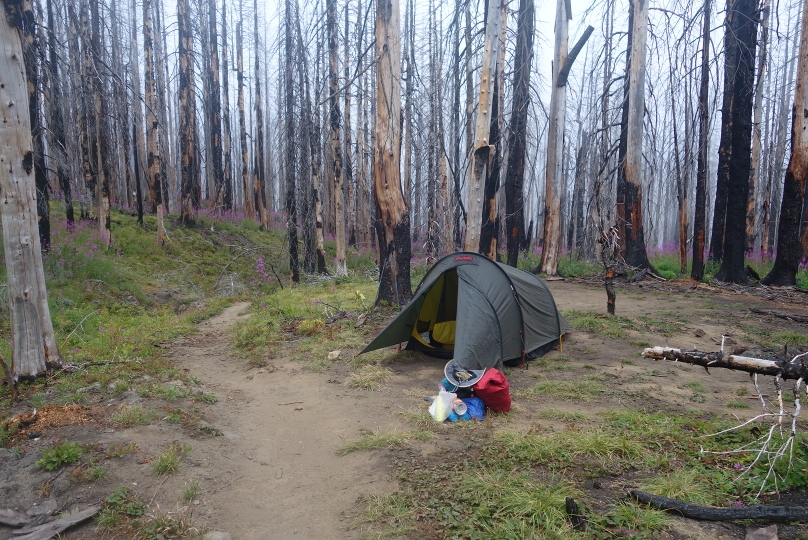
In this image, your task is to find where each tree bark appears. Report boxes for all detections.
[464,0,501,254]
[747,0,771,253]
[129,0,145,225]
[221,1,233,211]
[284,0,299,282]
[206,0,225,212]
[540,0,569,275]
[691,0,710,280]
[716,0,758,283]
[236,3,252,218]
[374,0,411,305]
[253,0,267,228]
[178,0,198,225]
[46,0,72,228]
[0,0,64,379]
[616,0,653,270]
[762,0,808,286]
[143,0,165,244]
[480,0,506,260]
[328,0,347,275]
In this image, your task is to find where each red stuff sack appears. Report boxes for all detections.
[472,368,511,412]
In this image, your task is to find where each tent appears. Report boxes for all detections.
[360,252,572,370]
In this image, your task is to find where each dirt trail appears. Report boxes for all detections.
[169,302,403,540]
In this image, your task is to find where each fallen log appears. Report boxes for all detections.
[642,347,808,381]
[750,308,808,325]
[0,509,30,527]
[629,490,808,522]
[11,506,99,540]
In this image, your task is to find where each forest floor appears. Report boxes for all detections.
[3,276,808,540]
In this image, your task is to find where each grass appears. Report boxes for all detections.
[639,468,722,505]
[346,365,392,390]
[536,408,588,423]
[562,310,636,340]
[514,379,606,402]
[338,429,433,455]
[151,442,191,475]
[111,406,156,427]
[182,482,200,502]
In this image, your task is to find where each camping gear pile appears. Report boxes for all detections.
[359,252,571,422]
[427,360,511,422]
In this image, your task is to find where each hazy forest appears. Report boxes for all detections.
[4,0,808,537]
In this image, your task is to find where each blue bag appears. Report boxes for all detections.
[462,397,485,421]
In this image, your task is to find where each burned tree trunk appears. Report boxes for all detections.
[143,0,165,244]
[539,0,568,275]
[0,0,64,379]
[221,2,233,211]
[464,0,501,254]
[762,0,808,286]
[178,0,198,225]
[616,0,653,271]
[46,0,73,228]
[208,0,225,212]
[691,0,710,280]
[284,0,299,282]
[236,2,252,218]
[327,0,347,275]
[253,0,268,228]
[715,0,758,283]
[374,0,411,305]
[19,3,49,248]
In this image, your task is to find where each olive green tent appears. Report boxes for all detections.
[360,252,571,370]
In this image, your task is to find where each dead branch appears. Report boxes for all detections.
[642,347,808,381]
[750,308,808,325]
[11,506,100,540]
[629,490,808,522]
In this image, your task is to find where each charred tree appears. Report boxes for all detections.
[328,0,347,274]
[691,0,711,280]
[178,0,199,225]
[221,2,233,211]
[253,0,268,228]
[762,0,808,286]
[236,3,252,218]
[284,0,299,282]
[616,0,653,270]
[374,0,411,305]
[143,0,165,243]
[715,0,758,283]
[208,0,225,212]
[46,0,72,228]
[464,0,501,253]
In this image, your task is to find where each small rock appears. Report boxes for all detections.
[694,329,705,338]
[164,380,186,388]
[112,391,143,404]
[354,315,367,328]
[204,532,232,540]
[256,369,265,374]
[78,382,101,393]
[327,350,341,360]
[27,432,42,439]
[141,375,154,382]
[27,499,58,516]
[103,428,115,433]
[193,500,200,505]
[294,406,303,411]
[746,525,778,540]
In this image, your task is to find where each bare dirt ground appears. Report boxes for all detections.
[2,279,808,539]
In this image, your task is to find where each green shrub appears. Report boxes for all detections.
[36,440,82,471]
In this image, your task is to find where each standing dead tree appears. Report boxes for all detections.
[643,345,808,496]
